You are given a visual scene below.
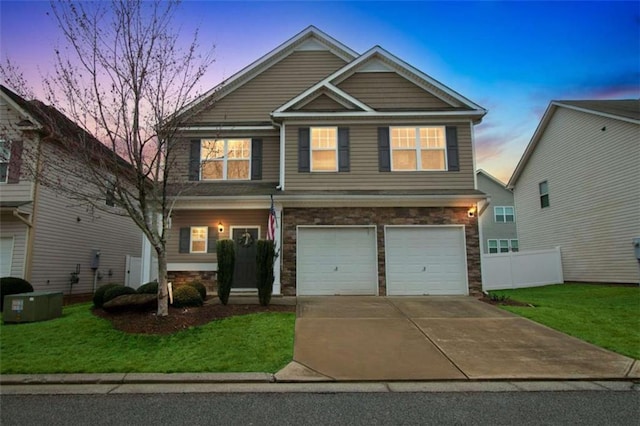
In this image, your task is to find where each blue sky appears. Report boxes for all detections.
[1,1,638,182]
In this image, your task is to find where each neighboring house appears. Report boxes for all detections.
[167,26,487,296]
[476,169,518,254]
[508,100,640,284]
[0,85,143,293]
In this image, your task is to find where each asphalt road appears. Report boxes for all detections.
[2,391,639,425]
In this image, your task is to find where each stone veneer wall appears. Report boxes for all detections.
[168,271,217,294]
[281,207,481,296]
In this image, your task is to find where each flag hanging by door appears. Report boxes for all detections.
[267,195,276,240]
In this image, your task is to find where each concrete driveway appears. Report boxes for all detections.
[276,296,638,381]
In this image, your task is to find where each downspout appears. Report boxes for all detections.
[270,118,284,294]
[23,134,44,282]
[271,119,285,191]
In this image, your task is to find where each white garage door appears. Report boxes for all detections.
[297,227,378,295]
[385,226,468,295]
[1,237,14,277]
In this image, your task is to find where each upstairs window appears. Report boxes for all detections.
[494,206,515,223]
[539,181,550,208]
[190,226,208,253]
[310,127,337,172]
[201,139,250,180]
[0,140,10,183]
[390,126,446,171]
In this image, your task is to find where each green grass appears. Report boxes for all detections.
[0,303,295,374]
[490,283,640,359]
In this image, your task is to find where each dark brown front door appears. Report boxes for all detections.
[231,227,259,289]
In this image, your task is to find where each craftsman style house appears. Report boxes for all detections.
[167,26,487,296]
[0,85,142,293]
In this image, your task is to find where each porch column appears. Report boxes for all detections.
[273,204,283,295]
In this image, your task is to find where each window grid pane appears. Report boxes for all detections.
[499,240,509,253]
[310,127,337,171]
[200,139,251,180]
[191,227,207,253]
[390,127,446,171]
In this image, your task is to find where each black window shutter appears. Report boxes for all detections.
[179,227,190,253]
[7,140,23,184]
[189,140,200,181]
[446,126,459,172]
[298,127,310,173]
[338,127,350,172]
[378,127,390,172]
[207,227,217,253]
[251,138,263,180]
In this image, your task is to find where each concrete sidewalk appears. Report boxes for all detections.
[278,296,639,382]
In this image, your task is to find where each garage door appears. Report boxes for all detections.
[385,226,467,295]
[297,227,377,295]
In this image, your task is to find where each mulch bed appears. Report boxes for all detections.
[478,295,532,307]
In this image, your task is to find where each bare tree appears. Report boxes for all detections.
[3,0,214,316]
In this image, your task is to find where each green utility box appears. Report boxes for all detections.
[3,292,63,323]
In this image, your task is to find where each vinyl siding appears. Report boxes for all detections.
[513,107,640,283]
[189,50,347,123]
[295,94,351,111]
[285,122,475,190]
[477,173,517,253]
[0,96,35,203]
[28,143,142,293]
[167,209,269,264]
[337,72,452,110]
[0,214,28,278]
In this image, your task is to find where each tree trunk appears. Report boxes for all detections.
[156,249,169,316]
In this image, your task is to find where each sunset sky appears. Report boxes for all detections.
[1,1,638,183]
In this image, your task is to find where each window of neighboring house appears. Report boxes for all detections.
[105,188,115,207]
[488,239,519,253]
[310,127,337,171]
[201,139,250,180]
[0,139,10,183]
[390,126,446,171]
[494,206,515,223]
[190,226,208,253]
[539,180,550,208]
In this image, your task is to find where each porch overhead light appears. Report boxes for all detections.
[467,207,476,218]
[218,222,224,233]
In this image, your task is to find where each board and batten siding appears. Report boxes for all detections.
[337,71,453,110]
[167,209,269,264]
[285,122,475,191]
[189,50,347,124]
[477,173,517,253]
[513,107,640,283]
[0,214,28,278]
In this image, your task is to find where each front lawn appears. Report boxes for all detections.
[0,303,295,374]
[490,283,639,359]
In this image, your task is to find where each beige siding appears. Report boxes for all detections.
[337,72,452,110]
[295,94,351,111]
[190,51,347,123]
[285,122,475,190]
[513,107,640,283]
[0,214,28,277]
[167,209,269,264]
[28,143,143,293]
[477,173,517,253]
[0,96,35,203]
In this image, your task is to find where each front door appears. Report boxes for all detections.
[231,227,259,289]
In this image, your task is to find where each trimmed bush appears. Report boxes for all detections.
[186,280,207,300]
[172,285,203,308]
[93,283,122,308]
[102,293,157,312]
[216,239,235,305]
[256,240,275,306]
[137,280,158,295]
[0,277,34,312]
[102,285,137,305]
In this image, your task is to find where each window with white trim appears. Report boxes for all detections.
[494,206,515,223]
[190,226,208,253]
[201,139,250,180]
[310,127,337,171]
[390,126,446,171]
[539,180,550,208]
[488,239,519,254]
[0,140,10,183]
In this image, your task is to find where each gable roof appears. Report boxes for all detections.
[507,99,640,188]
[476,169,510,190]
[0,85,43,130]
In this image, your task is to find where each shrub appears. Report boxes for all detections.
[172,285,203,308]
[256,240,275,306]
[137,280,158,295]
[186,280,207,300]
[0,277,34,312]
[93,283,122,308]
[102,285,137,306]
[216,239,235,305]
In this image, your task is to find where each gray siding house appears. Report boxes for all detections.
[0,85,143,293]
[476,169,518,254]
[508,100,640,284]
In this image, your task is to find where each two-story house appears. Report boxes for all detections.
[476,169,518,254]
[508,100,640,284]
[0,85,143,293]
[166,26,487,296]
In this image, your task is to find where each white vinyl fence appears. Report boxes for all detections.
[481,247,563,291]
